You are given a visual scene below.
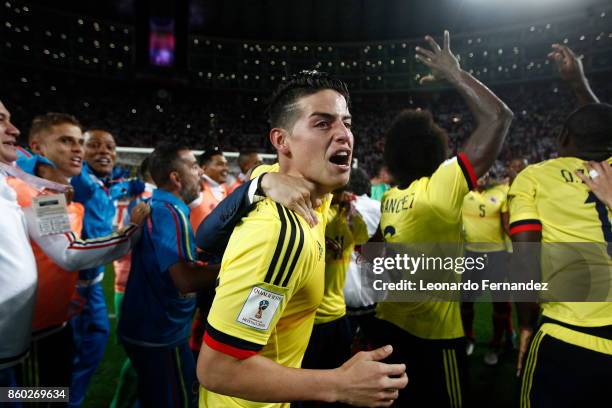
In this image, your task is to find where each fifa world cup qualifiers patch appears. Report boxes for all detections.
[237,286,284,331]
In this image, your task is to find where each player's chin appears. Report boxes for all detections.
[321,172,350,192]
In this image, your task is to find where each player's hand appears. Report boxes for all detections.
[260,173,322,227]
[547,44,585,84]
[326,237,342,260]
[334,345,408,407]
[129,202,151,226]
[576,161,612,208]
[415,30,461,85]
[516,327,534,377]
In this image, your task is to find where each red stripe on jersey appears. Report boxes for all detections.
[164,203,184,262]
[204,331,257,360]
[458,152,478,190]
[16,146,32,158]
[509,224,542,236]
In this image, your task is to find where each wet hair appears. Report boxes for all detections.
[562,103,612,161]
[267,70,350,129]
[383,109,448,187]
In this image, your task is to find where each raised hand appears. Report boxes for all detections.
[576,161,612,208]
[129,201,151,226]
[547,44,585,84]
[415,30,461,85]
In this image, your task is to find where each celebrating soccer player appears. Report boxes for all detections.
[373,30,513,407]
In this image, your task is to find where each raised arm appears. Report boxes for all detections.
[548,44,599,106]
[416,30,514,177]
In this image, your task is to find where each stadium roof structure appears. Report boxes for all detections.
[24,0,612,42]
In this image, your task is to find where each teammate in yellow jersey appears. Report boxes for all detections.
[510,44,612,408]
[372,31,513,407]
[460,172,514,365]
[300,189,369,407]
[197,71,407,408]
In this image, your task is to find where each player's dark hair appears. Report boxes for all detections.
[562,103,612,161]
[198,146,222,166]
[266,70,351,129]
[383,109,448,187]
[29,112,82,142]
[348,168,372,196]
[139,156,152,180]
[237,150,259,166]
[149,143,190,187]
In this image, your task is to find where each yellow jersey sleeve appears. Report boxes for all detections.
[205,199,307,359]
[508,167,543,236]
[426,153,477,219]
[250,163,280,179]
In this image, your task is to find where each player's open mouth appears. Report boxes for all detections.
[95,157,112,166]
[328,150,351,168]
[2,139,17,148]
[70,157,83,166]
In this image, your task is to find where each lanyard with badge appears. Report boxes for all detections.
[0,162,72,236]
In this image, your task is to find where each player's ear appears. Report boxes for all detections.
[29,137,43,155]
[168,170,182,191]
[269,128,290,155]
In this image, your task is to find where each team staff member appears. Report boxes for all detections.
[0,100,146,391]
[511,44,611,408]
[460,172,513,365]
[190,147,229,231]
[227,150,263,194]
[69,129,145,408]
[198,71,407,408]
[111,157,156,408]
[118,144,219,407]
[374,31,513,407]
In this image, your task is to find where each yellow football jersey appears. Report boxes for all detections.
[200,198,328,408]
[376,154,476,340]
[317,204,369,324]
[508,157,612,354]
[462,184,509,252]
[251,163,280,179]
[250,162,333,224]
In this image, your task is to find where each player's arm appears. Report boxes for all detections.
[548,44,599,106]
[196,173,321,258]
[501,211,510,236]
[169,262,220,294]
[199,342,407,406]
[152,203,219,294]
[416,30,513,178]
[24,203,149,271]
[507,170,542,377]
